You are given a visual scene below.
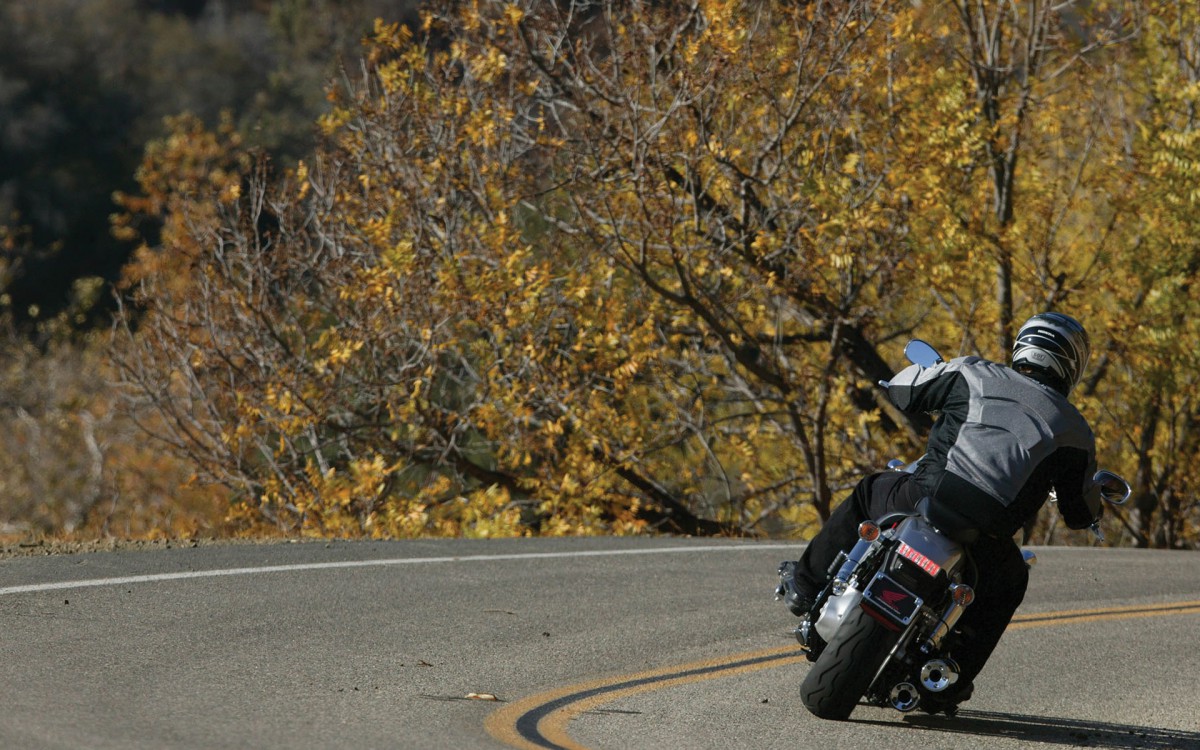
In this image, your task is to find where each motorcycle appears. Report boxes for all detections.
[779,339,1131,721]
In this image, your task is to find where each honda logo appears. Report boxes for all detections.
[880,589,909,608]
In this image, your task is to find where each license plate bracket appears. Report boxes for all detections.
[862,573,923,626]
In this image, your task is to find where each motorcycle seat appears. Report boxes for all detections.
[917,497,981,545]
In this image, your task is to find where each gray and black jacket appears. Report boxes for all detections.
[887,356,1102,537]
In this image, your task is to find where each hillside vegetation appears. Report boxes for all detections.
[4,1,1200,549]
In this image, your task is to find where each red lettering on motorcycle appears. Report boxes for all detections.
[898,542,942,577]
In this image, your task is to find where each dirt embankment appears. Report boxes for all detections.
[0,536,296,560]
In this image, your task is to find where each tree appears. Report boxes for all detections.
[110,0,1199,548]
[1092,1,1200,548]
[0,0,422,338]
[917,1,1131,357]
[115,2,934,537]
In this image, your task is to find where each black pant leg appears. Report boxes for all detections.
[950,533,1029,687]
[793,477,870,593]
[794,471,924,594]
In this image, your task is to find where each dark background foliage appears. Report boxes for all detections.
[0,0,420,339]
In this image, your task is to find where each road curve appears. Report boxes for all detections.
[1,537,1198,749]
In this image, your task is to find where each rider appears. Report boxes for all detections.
[777,312,1104,712]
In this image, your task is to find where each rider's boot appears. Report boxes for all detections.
[775,560,815,616]
[918,681,974,717]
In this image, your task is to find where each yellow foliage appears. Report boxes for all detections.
[101,0,1200,548]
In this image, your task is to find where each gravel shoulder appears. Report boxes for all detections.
[0,535,300,560]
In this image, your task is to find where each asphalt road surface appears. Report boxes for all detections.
[1,537,1198,749]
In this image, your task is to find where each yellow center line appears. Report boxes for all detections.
[1008,599,1200,630]
[485,599,1200,750]
[484,646,808,750]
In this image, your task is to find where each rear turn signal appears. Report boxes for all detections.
[951,583,975,607]
[858,521,881,542]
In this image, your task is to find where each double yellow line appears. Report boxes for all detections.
[485,599,1200,750]
[484,646,809,750]
[1008,599,1200,630]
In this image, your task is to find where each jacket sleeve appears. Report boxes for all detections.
[1051,446,1103,529]
[886,360,963,414]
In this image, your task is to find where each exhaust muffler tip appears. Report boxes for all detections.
[889,682,921,712]
[920,658,960,692]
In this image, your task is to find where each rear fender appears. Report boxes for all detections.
[882,516,965,598]
[892,516,964,570]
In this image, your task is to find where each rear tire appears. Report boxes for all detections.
[799,605,899,720]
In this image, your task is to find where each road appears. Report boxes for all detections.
[0,537,1198,749]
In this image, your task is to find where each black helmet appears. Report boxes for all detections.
[1012,312,1091,394]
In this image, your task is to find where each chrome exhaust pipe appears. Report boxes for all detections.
[921,583,974,652]
[920,658,960,692]
[889,682,921,712]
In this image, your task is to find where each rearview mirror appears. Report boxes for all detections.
[904,339,944,368]
[1094,470,1131,505]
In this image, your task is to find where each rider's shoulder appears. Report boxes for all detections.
[943,355,997,372]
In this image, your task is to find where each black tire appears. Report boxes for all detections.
[799,604,899,720]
